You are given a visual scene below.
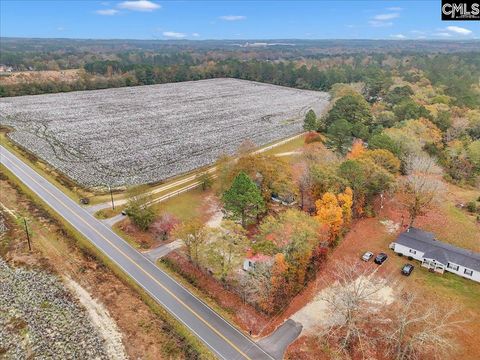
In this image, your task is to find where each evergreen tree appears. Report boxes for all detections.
[325,94,373,128]
[326,119,353,154]
[222,172,265,228]
[303,109,317,131]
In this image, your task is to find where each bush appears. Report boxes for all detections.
[304,131,323,144]
[126,204,155,231]
[466,201,478,213]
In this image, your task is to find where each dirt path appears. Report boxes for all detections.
[290,275,395,334]
[65,277,127,360]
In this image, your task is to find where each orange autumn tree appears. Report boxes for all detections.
[347,139,365,159]
[315,188,353,240]
[315,192,344,241]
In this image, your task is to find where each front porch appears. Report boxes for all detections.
[422,259,445,274]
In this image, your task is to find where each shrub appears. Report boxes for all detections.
[466,201,478,213]
[304,131,323,144]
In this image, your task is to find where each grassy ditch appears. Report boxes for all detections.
[0,164,214,360]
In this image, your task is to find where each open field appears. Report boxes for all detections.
[0,78,329,188]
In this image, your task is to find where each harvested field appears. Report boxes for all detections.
[0,78,329,188]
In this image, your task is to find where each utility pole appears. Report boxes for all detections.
[109,185,115,210]
[24,218,31,251]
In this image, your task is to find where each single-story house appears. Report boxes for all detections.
[390,227,480,283]
[242,252,273,272]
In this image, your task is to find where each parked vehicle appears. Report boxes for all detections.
[374,253,388,265]
[121,210,127,216]
[79,198,90,205]
[361,251,374,261]
[401,264,414,276]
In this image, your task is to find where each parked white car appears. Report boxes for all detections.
[361,251,374,261]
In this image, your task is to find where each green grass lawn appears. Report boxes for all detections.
[419,270,480,307]
[261,134,305,156]
[418,202,480,253]
[152,187,209,222]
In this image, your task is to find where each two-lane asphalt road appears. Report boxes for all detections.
[0,144,274,360]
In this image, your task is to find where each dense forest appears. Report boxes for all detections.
[1,50,479,111]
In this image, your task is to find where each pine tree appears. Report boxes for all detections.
[222,172,265,228]
[303,109,317,131]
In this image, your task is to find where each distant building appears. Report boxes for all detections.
[390,227,480,283]
[0,64,13,73]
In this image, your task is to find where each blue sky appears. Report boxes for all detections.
[1,0,479,40]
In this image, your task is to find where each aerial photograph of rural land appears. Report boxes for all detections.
[1,1,480,359]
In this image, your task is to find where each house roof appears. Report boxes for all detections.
[395,227,480,272]
[247,254,272,263]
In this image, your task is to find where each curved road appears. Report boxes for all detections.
[0,145,274,360]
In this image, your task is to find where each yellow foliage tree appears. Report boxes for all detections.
[315,192,344,241]
[347,139,365,159]
[337,187,353,226]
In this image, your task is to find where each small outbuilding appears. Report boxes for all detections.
[242,250,273,272]
[390,227,480,283]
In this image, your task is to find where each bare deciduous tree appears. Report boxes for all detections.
[404,154,442,176]
[401,174,444,226]
[298,165,314,211]
[384,293,463,360]
[238,261,272,307]
[318,261,391,356]
[172,219,207,264]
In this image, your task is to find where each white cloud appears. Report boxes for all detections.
[369,12,399,27]
[163,31,186,38]
[369,20,393,27]
[387,7,402,11]
[96,9,119,15]
[373,13,400,21]
[219,15,246,21]
[192,33,200,37]
[118,0,160,12]
[57,26,64,32]
[390,34,406,39]
[434,32,452,37]
[446,26,472,35]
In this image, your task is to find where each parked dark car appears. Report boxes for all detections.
[401,264,414,276]
[79,198,90,205]
[374,253,388,265]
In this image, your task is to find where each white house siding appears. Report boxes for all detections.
[392,243,424,261]
[445,262,480,283]
[392,243,480,283]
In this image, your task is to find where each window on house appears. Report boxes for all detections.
[447,263,459,271]
[464,269,473,276]
[409,249,416,254]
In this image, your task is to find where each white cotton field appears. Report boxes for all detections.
[0,78,329,188]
